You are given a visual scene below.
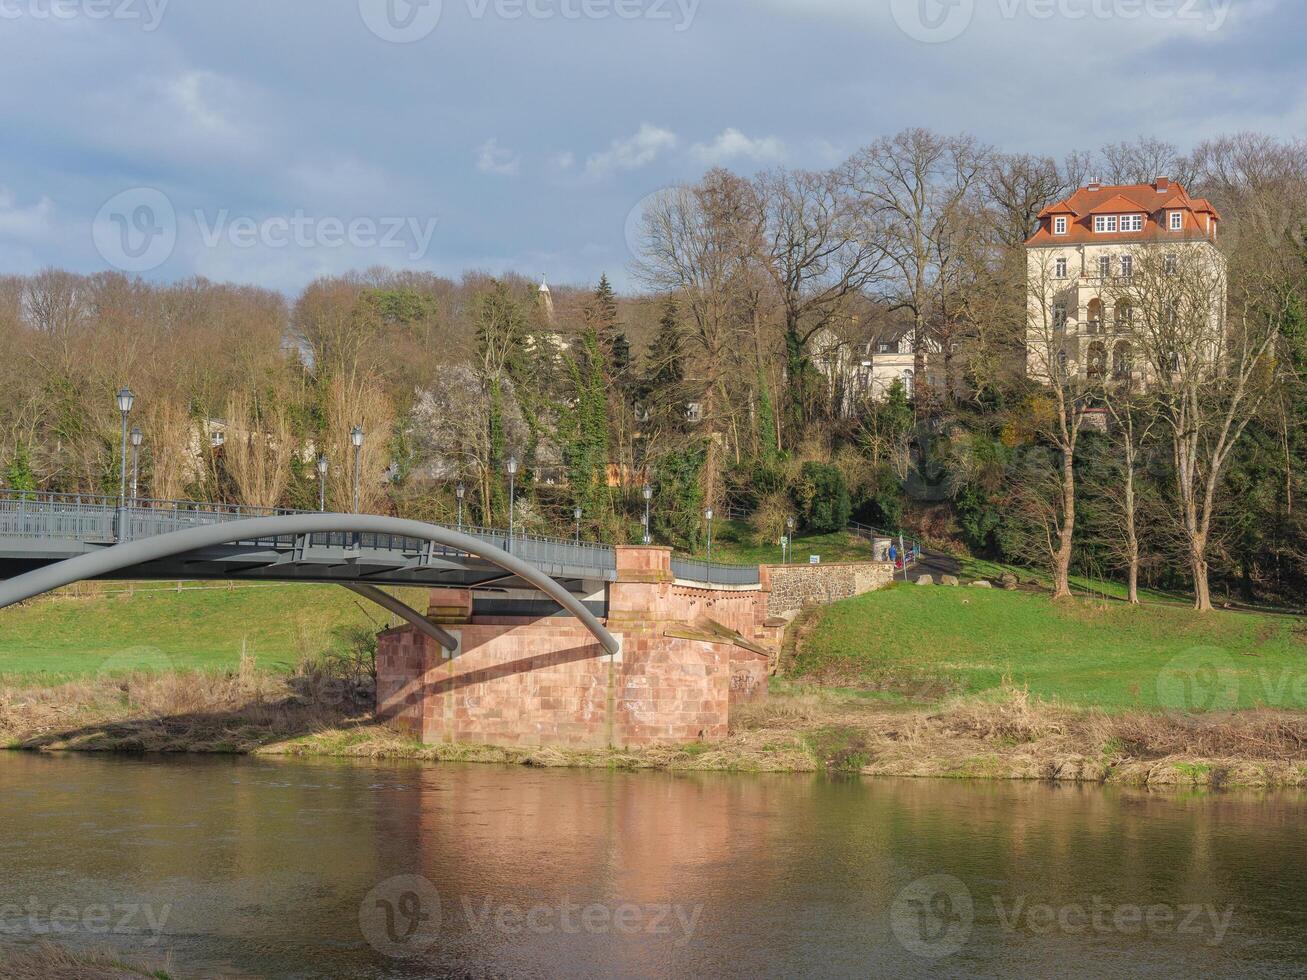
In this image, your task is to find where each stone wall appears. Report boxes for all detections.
[762,561,896,617]
[376,547,892,750]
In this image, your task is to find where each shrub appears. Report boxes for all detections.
[791,461,851,534]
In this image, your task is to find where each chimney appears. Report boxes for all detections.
[1156,175,1171,193]
[1087,179,1101,192]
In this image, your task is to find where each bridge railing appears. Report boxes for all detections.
[0,490,619,578]
[670,557,762,587]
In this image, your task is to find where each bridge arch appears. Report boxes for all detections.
[0,514,619,656]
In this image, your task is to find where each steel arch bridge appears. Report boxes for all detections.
[0,491,620,655]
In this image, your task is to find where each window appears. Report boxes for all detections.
[902,369,914,399]
[1121,255,1133,278]
[1053,304,1068,329]
[1169,211,1184,231]
[1055,257,1067,279]
[1116,301,1133,329]
[1054,216,1068,235]
[1122,214,1144,233]
[877,342,893,354]
[1094,215,1119,233]
[1098,256,1111,278]
[1165,254,1178,275]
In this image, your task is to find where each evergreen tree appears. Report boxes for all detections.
[588,274,630,377]
[639,299,688,444]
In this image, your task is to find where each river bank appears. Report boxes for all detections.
[4,669,1306,789]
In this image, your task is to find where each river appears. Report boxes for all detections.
[1,753,1305,978]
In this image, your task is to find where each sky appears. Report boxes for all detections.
[0,0,1301,294]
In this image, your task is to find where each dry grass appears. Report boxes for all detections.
[0,942,171,979]
[6,669,1307,788]
[0,664,370,753]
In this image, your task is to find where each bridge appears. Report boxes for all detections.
[0,490,765,655]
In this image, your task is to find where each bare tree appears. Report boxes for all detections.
[1026,252,1095,599]
[845,129,989,404]
[223,390,294,509]
[752,166,887,428]
[1110,247,1284,611]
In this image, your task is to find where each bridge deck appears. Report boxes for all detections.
[0,491,619,592]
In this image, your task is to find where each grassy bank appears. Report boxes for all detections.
[0,582,427,682]
[795,583,1307,711]
[680,519,874,566]
[3,575,1306,789]
[0,943,172,979]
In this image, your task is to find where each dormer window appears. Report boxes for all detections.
[1169,211,1184,231]
[1094,215,1118,233]
[1122,214,1144,232]
[1054,216,1068,235]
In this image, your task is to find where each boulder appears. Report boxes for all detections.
[916,575,935,586]
[940,575,960,587]
[1000,573,1019,590]
[971,580,993,589]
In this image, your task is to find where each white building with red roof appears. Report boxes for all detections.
[1025,176,1226,386]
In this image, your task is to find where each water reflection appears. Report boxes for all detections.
[0,754,1305,978]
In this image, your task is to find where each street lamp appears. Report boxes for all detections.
[705,507,714,562]
[456,482,466,531]
[316,455,328,512]
[785,516,795,565]
[115,387,134,507]
[129,427,142,501]
[574,505,582,545]
[506,456,519,546]
[350,426,364,514]
[642,484,653,545]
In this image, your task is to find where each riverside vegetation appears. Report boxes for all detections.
[3,580,1305,789]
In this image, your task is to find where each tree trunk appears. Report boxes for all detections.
[1052,448,1076,600]
[1192,551,1213,612]
[1127,562,1139,606]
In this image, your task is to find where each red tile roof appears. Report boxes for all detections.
[1027,179,1220,247]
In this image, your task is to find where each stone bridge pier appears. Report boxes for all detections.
[376,546,893,749]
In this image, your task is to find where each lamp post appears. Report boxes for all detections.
[506,456,519,547]
[705,507,714,563]
[456,482,466,531]
[316,455,328,512]
[115,387,134,508]
[641,484,652,545]
[129,427,142,501]
[574,505,582,545]
[350,426,364,514]
[785,516,795,565]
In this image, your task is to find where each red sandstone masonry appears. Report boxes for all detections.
[376,546,891,749]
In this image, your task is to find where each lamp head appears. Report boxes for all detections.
[350,426,364,448]
[130,427,142,447]
[116,387,135,414]
[317,455,328,476]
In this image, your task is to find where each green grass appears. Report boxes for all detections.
[794,583,1307,712]
[0,583,426,682]
[681,519,874,566]
[955,556,1182,604]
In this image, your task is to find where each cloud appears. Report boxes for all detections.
[584,124,678,179]
[477,138,521,177]
[690,128,786,165]
[0,188,56,241]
